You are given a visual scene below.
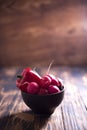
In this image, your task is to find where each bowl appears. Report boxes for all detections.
[21,87,64,115]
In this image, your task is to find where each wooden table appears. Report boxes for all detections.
[0,67,87,130]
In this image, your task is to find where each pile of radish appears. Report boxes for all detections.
[16,68,64,95]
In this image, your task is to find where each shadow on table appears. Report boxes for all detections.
[0,110,50,130]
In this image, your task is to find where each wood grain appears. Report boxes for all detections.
[0,1,87,67]
[0,67,87,130]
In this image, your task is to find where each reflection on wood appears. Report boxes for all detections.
[0,1,87,67]
[0,67,87,130]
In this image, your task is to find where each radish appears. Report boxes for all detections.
[48,85,60,94]
[48,74,58,86]
[27,82,40,94]
[40,75,51,88]
[38,88,48,95]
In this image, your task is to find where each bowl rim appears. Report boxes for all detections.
[21,86,65,97]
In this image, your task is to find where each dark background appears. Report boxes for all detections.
[0,0,87,68]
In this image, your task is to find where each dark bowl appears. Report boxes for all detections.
[21,87,64,115]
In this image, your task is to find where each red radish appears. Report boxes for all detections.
[16,68,31,87]
[57,79,64,90]
[19,82,29,92]
[40,75,51,88]
[20,70,41,85]
[38,88,48,95]
[16,67,64,95]
[19,67,31,80]
[27,82,40,94]
[48,85,60,94]
[58,80,62,87]
[48,74,58,86]
[21,68,31,76]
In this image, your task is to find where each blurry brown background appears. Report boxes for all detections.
[0,0,87,67]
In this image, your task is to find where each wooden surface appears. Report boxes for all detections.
[0,67,87,130]
[0,1,87,67]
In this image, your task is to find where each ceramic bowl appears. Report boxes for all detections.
[21,86,64,115]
